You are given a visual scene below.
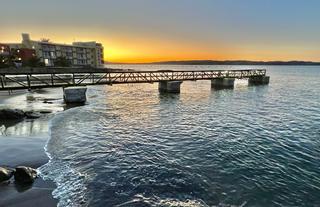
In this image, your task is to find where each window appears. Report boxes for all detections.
[42,45,49,50]
[50,51,56,58]
[43,51,50,58]
[44,59,49,66]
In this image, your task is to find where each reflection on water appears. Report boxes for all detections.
[0,88,64,137]
[0,118,50,137]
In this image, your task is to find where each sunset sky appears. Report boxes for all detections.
[1,0,320,63]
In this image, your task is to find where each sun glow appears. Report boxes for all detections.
[1,30,320,64]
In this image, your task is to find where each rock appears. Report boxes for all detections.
[0,167,14,183]
[42,98,58,102]
[26,94,36,101]
[14,166,37,184]
[42,98,57,104]
[24,111,42,119]
[0,109,25,120]
[38,109,52,114]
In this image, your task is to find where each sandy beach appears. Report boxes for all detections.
[0,89,64,207]
[0,136,58,207]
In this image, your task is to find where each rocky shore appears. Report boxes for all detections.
[0,137,58,206]
[1,166,37,184]
[0,136,58,207]
[0,108,52,121]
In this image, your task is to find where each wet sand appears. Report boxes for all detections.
[0,89,64,207]
[0,136,58,207]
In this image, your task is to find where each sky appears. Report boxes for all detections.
[1,0,320,63]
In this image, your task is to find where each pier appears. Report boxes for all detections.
[0,67,269,102]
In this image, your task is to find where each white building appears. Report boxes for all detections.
[8,33,104,68]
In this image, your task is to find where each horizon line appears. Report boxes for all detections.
[105,59,320,65]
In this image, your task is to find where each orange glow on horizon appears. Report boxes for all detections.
[1,31,320,64]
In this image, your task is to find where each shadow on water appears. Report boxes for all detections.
[158,93,180,104]
[14,182,33,193]
[247,84,270,96]
[63,102,87,111]
[211,86,235,91]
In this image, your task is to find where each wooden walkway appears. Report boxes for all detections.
[0,67,267,90]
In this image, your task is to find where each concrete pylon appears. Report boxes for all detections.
[211,78,235,89]
[63,86,87,103]
[248,76,270,85]
[158,81,183,93]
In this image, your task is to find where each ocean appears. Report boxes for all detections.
[39,65,320,206]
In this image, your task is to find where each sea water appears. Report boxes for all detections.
[39,65,320,206]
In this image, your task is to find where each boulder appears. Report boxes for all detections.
[14,166,37,184]
[0,167,14,183]
[0,109,25,120]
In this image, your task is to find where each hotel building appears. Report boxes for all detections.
[7,33,104,68]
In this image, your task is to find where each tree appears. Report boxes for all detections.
[0,55,13,68]
[54,56,71,67]
[23,57,44,67]
[0,55,7,68]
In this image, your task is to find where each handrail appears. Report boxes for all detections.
[0,69,267,90]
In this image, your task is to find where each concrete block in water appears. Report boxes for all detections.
[211,78,235,89]
[158,81,183,93]
[158,81,168,93]
[63,86,87,103]
[248,76,270,85]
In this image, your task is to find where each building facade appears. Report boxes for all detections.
[7,33,104,68]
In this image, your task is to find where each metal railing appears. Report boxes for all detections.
[0,69,266,90]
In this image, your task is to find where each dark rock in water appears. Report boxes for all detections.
[0,167,14,183]
[24,111,42,119]
[39,109,52,114]
[0,109,25,120]
[42,98,58,104]
[14,166,37,184]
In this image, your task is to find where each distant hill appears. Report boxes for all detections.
[147,60,320,66]
[107,60,320,65]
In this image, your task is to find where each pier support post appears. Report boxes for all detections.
[158,81,168,93]
[158,81,182,93]
[248,76,270,85]
[211,78,235,89]
[63,86,87,103]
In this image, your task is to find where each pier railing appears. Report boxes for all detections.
[0,68,266,90]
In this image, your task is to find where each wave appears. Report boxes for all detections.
[39,107,89,207]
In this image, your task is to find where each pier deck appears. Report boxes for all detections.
[0,67,267,90]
